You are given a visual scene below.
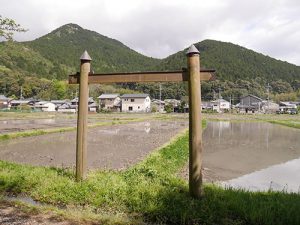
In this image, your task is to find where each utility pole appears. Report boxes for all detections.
[20,86,23,99]
[266,83,271,113]
[159,83,162,112]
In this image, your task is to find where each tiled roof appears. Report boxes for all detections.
[98,94,119,99]
[121,94,149,98]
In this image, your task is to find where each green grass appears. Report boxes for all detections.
[267,120,300,129]
[0,120,299,224]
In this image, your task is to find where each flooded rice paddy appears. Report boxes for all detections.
[1,118,300,193]
[204,121,300,193]
[0,118,111,134]
[0,120,188,170]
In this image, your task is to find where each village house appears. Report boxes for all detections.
[98,94,121,112]
[201,101,213,111]
[0,95,11,109]
[164,99,180,112]
[261,101,279,113]
[70,97,98,112]
[33,101,56,112]
[57,102,76,113]
[121,94,151,112]
[237,94,263,113]
[151,99,165,112]
[278,102,297,114]
[211,98,231,113]
[10,99,37,109]
[50,100,68,110]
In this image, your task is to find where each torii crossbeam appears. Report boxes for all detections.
[69,45,216,198]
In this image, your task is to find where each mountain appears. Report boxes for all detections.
[155,40,300,83]
[1,23,300,101]
[24,24,160,75]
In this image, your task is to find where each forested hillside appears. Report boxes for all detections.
[24,24,160,74]
[1,23,300,102]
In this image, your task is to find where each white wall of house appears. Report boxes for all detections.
[99,97,121,109]
[211,99,230,112]
[122,96,151,112]
[41,102,56,112]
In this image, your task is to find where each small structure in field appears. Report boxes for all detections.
[98,94,121,112]
[121,94,151,112]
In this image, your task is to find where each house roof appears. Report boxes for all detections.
[211,99,230,103]
[240,94,263,101]
[0,95,10,101]
[71,97,95,103]
[98,94,119,99]
[51,100,68,104]
[11,100,32,104]
[121,94,149,98]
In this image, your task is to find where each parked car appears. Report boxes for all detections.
[286,109,298,114]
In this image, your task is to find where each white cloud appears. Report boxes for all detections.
[1,0,300,65]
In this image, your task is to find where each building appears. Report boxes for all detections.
[50,100,68,110]
[238,94,263,113]
[121,94,151,112]
[261,101,279,113]
[151,99,165,112]
[10,99,36,109]
[57,102,76,113]
[0,95,11,109]
[278,102,297,113]
[211,98,230,113]
[201,101,213,111]
[34,101,56,112]
[70,97,97,112]
[98,94,121,112]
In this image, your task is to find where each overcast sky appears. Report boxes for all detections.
[1,0,300,65]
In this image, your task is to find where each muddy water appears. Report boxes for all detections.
[203,121,300,192]
[0,120,188,170]
[0,118,107,134]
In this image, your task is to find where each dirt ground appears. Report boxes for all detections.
[0,201,79,225]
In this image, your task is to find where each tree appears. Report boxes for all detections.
[0,15,27,40]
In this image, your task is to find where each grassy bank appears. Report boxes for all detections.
[267,120,300,129]
[0,121,299,224]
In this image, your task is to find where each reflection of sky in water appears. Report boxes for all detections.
[222,157,300,193]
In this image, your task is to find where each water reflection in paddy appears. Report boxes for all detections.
[204,121,300,192]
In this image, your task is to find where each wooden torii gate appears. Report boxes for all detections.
[69,45,216,198]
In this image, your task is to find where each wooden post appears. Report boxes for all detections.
[76,50,91,181]
[187,45,203,198]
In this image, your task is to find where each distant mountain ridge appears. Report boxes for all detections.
[0,23,299,82]
[1,23,300,100]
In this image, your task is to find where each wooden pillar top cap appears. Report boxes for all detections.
[80,50,92,61]
[186,45,200,56]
